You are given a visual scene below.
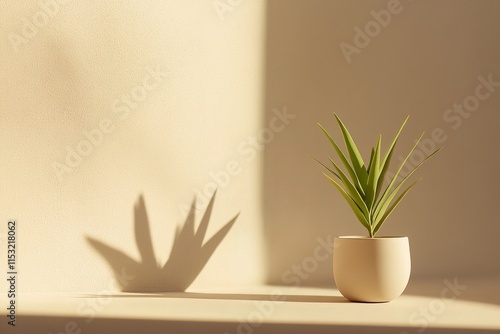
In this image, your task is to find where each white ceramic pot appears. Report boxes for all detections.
[333,236,411,302]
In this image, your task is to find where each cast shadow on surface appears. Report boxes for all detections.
[82,292,348,303]
[86,190,238,292]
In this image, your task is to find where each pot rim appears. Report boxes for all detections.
[335,235,408,240]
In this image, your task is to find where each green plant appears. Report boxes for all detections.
[316,114,441,238]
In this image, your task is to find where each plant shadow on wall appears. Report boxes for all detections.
[86,191,238,292]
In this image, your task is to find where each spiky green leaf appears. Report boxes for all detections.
[324,173,370,231]
[312,157,341,180]
[375,132,425,215]
[375,144,442,219]
[373,179,421,234]
[328,158,369,217]
[367,148,375,174]
[376,116,409,200]
[333,113,368,187]
[318,123,365,196]
[366,135,381,208]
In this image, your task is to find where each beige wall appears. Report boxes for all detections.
[263,0,500,284]
[0,0,266,292]
[1,0,498,293]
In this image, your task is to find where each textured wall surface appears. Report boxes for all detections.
[1,0,499,293]
[263,0,500,284]
[0,0,266,292]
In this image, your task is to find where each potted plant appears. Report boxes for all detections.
[316,114,441,302]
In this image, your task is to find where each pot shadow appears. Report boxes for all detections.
[86,190,238,292]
